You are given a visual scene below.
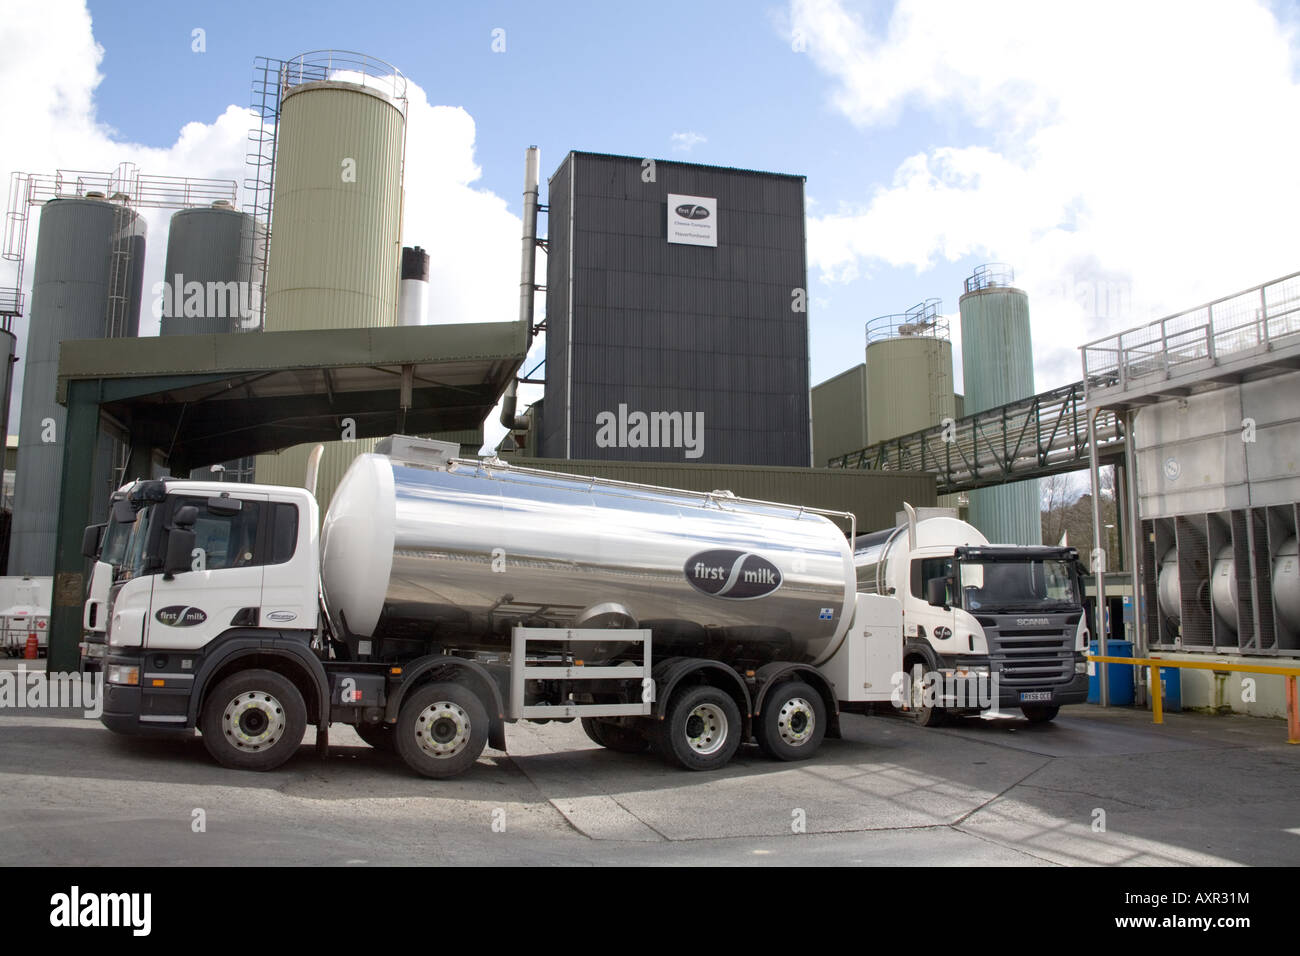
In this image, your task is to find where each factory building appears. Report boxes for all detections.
[538,151,812,466]
[1083,269,1300,715]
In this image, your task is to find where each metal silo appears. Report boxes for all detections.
[9,196,147,574]
[161,201,260,336]
[255,51,408,504]
[865,299,956,445]
[958,263,1041,545]
[162,202,260,482]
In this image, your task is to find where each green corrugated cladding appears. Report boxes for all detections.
[508,458,937,536]
[812,364,868,466]
[866,336,955,445]
[958,286,1041,545]
[256,79,406,503]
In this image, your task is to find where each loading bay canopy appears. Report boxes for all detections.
[47,320,529,671]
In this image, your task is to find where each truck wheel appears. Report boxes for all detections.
[200,669,307,771]
[659,685,741,771]
[756,681,826,761]
[580,717,607,747]
[903,663,947,727]
[1021,704,1060,724]
[354,722,395,751]
[395,682,488,779]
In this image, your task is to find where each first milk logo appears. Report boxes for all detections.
[50,886,151,936]
[685,549,782,599]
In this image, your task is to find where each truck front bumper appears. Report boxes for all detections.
[100,653,196,738]
[997,672,1089,708]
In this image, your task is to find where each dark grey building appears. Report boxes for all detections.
[539,151,811,466]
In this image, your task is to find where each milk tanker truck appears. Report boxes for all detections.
[853,508,1091,726]
[96,436,906,778]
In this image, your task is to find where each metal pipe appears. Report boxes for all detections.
[519,145,539,332]
[502,146,541,433]
[1125,409,1145,660]
[1088,407,1109,705]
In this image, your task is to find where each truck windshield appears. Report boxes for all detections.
[118,504,159,582]
[100,513,132,570]
[958,559,1080,611]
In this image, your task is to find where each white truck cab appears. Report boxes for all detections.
[855,506,1089,724]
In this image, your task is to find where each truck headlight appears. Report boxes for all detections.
[1075,661,1088,674]
[106,664,139,686]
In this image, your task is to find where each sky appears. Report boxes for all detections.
[1,0,1298,450]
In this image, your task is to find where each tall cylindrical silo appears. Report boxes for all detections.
[163,202,261,482]
[865,300,956,445]
[255,52,407,507]
[161,202,260,336]
[959,263,1041,545]
[9,196,147,574]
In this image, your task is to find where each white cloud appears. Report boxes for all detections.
[793,0,1300,389]
[0,0,523,444]
[671,131,707,151]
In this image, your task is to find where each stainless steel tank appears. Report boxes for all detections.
[321,454,856,667]
[1275,536,1300,633]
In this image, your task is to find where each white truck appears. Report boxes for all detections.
[853,506,1090,725]
[95,436,909,778]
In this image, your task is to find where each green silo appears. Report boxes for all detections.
[254,52,407,505]
[865,300,956,445]
[959,264,1041,545]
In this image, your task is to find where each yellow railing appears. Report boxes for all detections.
[1087,654,1300,744]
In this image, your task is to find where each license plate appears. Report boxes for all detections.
[1020,691,1053,703]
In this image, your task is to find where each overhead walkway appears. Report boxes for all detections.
[828,380,1125,494]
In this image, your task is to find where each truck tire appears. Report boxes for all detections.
[755,681,826,761]
[580,717,607,747]
[395,682,488,779]
[903,662,947,727]
[1021,704,1060,724]
[354,722,395,751]
[200,669,307,771]
[658,685,742,771]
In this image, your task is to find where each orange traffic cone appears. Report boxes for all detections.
[24,633,38,660]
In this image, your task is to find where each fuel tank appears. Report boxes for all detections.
[321,452,856,667]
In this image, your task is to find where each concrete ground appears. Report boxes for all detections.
[2,661,1298,866]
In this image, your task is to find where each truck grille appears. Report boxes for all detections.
[977,615,1078,686]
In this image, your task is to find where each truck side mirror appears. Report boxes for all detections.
[112,499,136,524]
[163,528,197,578]
[925,577,949,609]
[82,523,105,560]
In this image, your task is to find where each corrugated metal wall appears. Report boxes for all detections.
[10,198,146,575]
[959,285,1041,545]
[540,152,811,466]
[539,158,571,458]
[509,457,936,535]
[811,364,867,465]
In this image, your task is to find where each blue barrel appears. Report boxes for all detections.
[1152,663,1181,712]
[1088,640,1135,705]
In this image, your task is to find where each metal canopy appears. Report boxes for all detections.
[57,321,527,472]
[47,320,528,672]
